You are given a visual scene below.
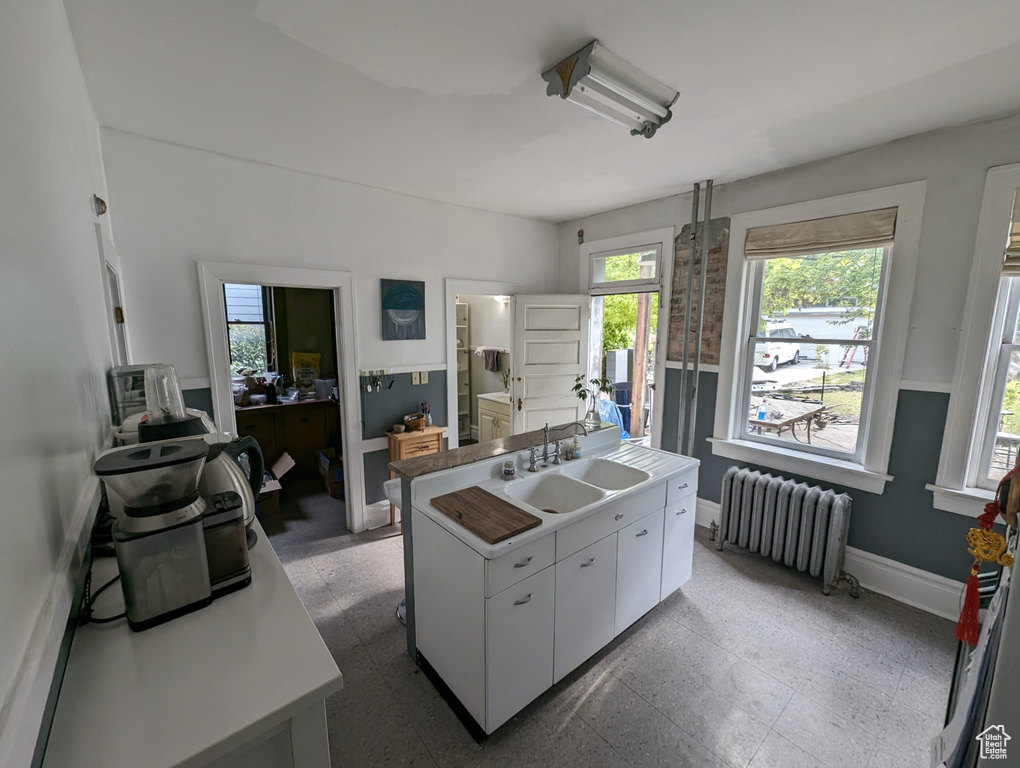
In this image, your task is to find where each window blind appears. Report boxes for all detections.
[1002,188,1020,276]
[744,207,897,260]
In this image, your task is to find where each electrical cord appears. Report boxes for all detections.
[78,569,126,625]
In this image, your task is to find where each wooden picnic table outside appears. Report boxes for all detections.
[748,396,831,444]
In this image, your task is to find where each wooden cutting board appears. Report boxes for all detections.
[430,486,542,544]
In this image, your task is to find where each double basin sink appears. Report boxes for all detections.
[502,458,650,516]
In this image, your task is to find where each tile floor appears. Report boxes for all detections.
[264,478,955,768]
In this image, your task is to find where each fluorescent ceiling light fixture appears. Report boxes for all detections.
[542,40,679,138]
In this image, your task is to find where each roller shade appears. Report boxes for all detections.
[1002,189,1020,276]
[745,207,897,260]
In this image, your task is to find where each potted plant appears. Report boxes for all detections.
[573,374,615,428]
[500,368,511,394]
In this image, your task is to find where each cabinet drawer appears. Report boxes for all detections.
[555,483,666,561]
[401,438,441,458]
[615,508,665,636]
[485,535,555,598]
[485,566,555,732]
[661,494,696,601]
[554,535,617,683]
[665,465,699,507]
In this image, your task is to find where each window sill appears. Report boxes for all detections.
[925,484,995,518]
[707,437,892,494]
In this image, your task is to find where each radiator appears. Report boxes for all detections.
[717,466,853,595]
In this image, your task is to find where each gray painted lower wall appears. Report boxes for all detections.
[361,370,447,439]
[364,449,391,504]
[660,369,974,581]
[182,387,215,419]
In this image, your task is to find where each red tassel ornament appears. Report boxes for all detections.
[955,472,1015,647]
[955,565,981,646]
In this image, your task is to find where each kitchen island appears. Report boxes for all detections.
[391,425,699,735]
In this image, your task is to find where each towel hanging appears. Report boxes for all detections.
[483,349,501,372]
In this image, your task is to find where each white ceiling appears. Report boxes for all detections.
[66,0,1020,222]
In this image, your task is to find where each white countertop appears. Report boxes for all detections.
[413,441,698,559]
[477,392,511,405]
[43,518,342,768]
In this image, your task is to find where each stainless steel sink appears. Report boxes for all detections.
[559,458,650,491]
[505,472,603,514]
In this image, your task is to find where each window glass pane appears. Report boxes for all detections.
[228,323,268,374]
[747,340,867,455]
[224,283,264,323]
[756,248,882,343]
[987,349,1020,484]
[592,249,658,285]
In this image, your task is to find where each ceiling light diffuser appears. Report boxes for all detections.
[542,40,679,138]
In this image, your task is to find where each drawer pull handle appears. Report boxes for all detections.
[677,508,687,515]
[513,556,533,569]
[678,482,689,489]
[580,558,595,568]
[636,529,648,537]
[514,593,533,606]
[614,513,624,521]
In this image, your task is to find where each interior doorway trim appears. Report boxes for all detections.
[445,278,525,449]
[197,262,365,531]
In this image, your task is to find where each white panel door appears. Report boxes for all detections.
[615,508,665,636]
[660,494,696,601]
[512,295,590,434]
[554,534,617,682]
[485,566,555,732]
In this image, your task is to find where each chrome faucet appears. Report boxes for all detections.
[542,421,588,462]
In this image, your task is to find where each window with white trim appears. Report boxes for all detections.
[971,189,1020,488]
[712,185,924,496]
[589,245,661,293]
[742,244,888,461]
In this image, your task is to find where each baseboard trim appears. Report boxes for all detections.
[2,476,101,768]
[693,496,964,620]
[695,497,719,530]
[365,500,397,530]
[843,546,964,621]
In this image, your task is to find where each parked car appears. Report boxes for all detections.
[755,322,801,371]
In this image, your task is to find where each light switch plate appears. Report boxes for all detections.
[421,370,429,384]
[411,371,420,385]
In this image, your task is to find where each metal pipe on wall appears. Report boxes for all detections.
[687,179,713,456]
[677,183,699,454]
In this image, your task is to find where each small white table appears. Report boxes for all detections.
[42,519,342,768]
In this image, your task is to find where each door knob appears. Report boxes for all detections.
[517,398,523,411]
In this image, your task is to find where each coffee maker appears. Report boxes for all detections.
[93,441,215,631]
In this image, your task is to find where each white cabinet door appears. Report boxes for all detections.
[615,508,665,636]
[660,494,696,601]
[554,534,617,683]
[493,414,510,439]
[479,410,496,443]
[485,566,555,732]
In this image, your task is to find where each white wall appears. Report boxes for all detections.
[0,0,116,763]
[461,294,514,351]
[558,112,1020,388]
[101,129,559,382]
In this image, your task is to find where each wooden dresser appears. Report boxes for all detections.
[386,425,444,525]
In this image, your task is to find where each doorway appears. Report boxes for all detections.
[445,279,523,449]
[455,293,513,445]
[198,262,365,531]
[591,288,658,442]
